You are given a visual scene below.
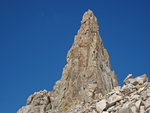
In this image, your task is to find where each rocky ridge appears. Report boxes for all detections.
[17,10,150,113]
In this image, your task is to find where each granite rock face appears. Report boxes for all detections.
[50,9,118,112]
[17,10,150,113]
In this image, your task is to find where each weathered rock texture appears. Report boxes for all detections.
[74,74,150,113]
[18,90,52,113]
[49,9,118,112]
[17,10,150,113]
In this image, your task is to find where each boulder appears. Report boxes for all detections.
[96,99,107,113]
[135,74,148,85]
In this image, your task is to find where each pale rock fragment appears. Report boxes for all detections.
[131,94,140,100]
[135,74,148,85]
[91,110,97,113]
[119,106,130,113]
[144,97,150,109]
[96,99,107,113]
[135,99,142,110]
[102,111,109,113]
[140,106,145,113]
[124,74,133,85]
[130,106,137,113]
[107,93,122,106]
[146,107,150,113]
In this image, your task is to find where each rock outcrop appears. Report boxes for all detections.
[49,9,118,112]
[73,74,150,113]
[17,10,150,113]
[18,90,51,113]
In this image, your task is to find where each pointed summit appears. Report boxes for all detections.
[17,10,150,113]
[81,9,95,23]
[17,10,118,113]
[80,9,99,34]
[50,10,118,112]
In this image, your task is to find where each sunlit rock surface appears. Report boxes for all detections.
[17,10,150,113]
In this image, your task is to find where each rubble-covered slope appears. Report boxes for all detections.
[66,74,150,113]
[18,74,150,113]
[17,10,150,113]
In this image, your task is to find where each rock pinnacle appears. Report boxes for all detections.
[50,9,118,112]
[17,10,119,113]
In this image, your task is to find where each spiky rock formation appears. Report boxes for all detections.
[17,9,150,113]
[50,9,118,112]
[18,9,118,113]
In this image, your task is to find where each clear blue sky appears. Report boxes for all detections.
[0,0,150,113]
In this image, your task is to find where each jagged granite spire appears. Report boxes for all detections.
[50,9,118,112]
[17,10,118,113]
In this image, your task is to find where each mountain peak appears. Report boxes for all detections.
[17,10,150,113]
[82,9,95,23]
[81,10,99,34]
[50,10,118,112]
